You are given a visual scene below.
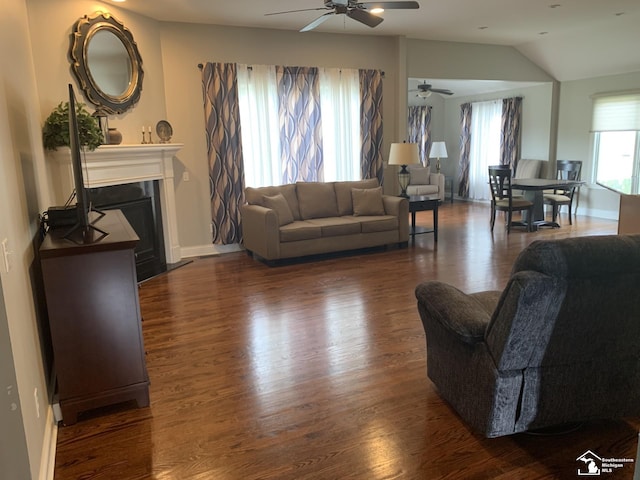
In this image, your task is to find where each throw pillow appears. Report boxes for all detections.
[262,193,294,226]
[351,187,385,216]
[296,182,339,219]
[409,165,431,185]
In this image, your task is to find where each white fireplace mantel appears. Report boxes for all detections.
[52,143,184,264]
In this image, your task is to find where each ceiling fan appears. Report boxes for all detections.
[266,0,420,33]
[411,81,454,97]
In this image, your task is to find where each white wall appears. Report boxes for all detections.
[1,0,57,478]
[407,38,555,83]
[557,71,640,219]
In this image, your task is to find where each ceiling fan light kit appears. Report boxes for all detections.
[267,0,420,32]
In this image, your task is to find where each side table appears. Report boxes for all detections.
[445,176,454,204]
[407,195,440,242]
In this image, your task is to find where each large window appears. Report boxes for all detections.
[237,64,362,187]
[468,99,502,201]
[591,93,640,194]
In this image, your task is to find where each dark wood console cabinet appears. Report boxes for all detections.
[40,210,149,425]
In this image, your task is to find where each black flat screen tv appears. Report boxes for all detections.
[64,83,107,243]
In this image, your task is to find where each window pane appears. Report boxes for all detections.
[596,131,636,194]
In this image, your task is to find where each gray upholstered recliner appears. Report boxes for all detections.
[415,234,640,438]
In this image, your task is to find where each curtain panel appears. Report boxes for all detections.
[501,97,522,169]
[457,102,472,197]
[201,62,245,244]
[276,66,323,183]
[359,69,384,183]
[408,105,432,166]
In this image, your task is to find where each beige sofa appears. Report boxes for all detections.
[242,178,409,263]
[406,165,445,201]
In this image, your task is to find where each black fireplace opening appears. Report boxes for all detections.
[88,181,166,282]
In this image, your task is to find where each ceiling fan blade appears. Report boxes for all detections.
[430,88,454,95]
[300,12,335,32]
[265,7,329,16]
[360,1,420,9]
[347,8,384,28]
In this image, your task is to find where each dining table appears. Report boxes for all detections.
[512,178,585,230]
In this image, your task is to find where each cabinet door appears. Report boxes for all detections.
[42,248,147,400]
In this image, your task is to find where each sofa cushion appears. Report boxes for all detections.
[296,182,339,220]
[307,217,361,236]
[262,193,294,226]
[406,184,439,196]
[352,187,385,216]
[279,221,322,242]
[409,165,431,185]
[334,178,379,215]
[245,184,301,220]
[353,215,399,233]
[515,159,542,179]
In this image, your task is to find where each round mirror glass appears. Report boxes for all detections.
[86,29,132,98]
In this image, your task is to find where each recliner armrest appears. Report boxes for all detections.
[429,173,446,202]
[415,281,501,344]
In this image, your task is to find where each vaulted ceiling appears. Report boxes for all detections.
[106,0,640,81]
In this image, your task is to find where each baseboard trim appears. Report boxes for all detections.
[181,243,243,258]
[39,406,58,480]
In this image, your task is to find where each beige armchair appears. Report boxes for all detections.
[406,164,445,202]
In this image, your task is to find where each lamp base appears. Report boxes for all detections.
[398,165,410,198]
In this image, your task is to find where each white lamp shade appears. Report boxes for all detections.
[388,143,420,166]
[429,141,448,159]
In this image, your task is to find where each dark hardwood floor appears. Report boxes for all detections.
[53,202,640,479]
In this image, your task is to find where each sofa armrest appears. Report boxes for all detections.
[241,204,281,260]
[429,173,445,202]
[416,281,501,344]
[382,195,409,241]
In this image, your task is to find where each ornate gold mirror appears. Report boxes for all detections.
[70,12,143,114]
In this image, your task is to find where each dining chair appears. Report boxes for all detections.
[488,166,534,233]
[543,160,582,225]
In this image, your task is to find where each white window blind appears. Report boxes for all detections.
[591,93,640,132]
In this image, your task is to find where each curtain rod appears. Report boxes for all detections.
[197,63,384,76]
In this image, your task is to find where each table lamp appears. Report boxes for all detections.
[388,142,419,197]
[429,141,448,174]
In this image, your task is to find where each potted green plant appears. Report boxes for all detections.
[42,101,103,151]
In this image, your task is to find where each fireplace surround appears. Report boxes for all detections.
[51,144,183,267]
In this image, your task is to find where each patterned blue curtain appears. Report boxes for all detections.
[201,62,245,244]
[359,69,384,182]
[501,97,522,169]
[276,66,323,183]
[458,102,472,197]
[408,105,432,166]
